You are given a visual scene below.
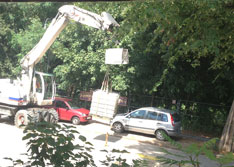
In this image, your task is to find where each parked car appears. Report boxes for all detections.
[53,97,92,125]
[110,107,181,141]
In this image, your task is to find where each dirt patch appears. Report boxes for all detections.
[182,129,219,139]
[133,130,215,150]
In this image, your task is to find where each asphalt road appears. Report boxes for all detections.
[0,116,233,167]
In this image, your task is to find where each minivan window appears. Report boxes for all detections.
[129,110,146,119]
[157,113,168,122]
[146,111,158,120]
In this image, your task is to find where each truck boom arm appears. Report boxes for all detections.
[21,5,119,69]
[19,5,119,102]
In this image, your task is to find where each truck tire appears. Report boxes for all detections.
[41,109,59,124]
[14,110,29,128]
[27,110,39,123]
[48,109,59,123]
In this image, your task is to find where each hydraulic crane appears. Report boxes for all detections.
[0,5,119,127]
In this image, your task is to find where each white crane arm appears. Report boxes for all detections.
[20,5,119,69]
[59,5,119,30]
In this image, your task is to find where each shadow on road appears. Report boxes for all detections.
[0,116,14,126]
[94,134,123,143]
[59,120,91,126]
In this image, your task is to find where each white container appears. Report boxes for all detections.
[90,90,120,119]
[105,48,128,65]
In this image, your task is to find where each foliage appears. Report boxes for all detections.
[4,121,233,167]
[53,2,130,96]
[17,122,95,166]
[0,5,18,78]
[100,149,147,167]
[158,133,234,167]
[0,1,233,134]
[119,0,234,103]
[0,3,62,77]
[4,121,145,167]
[116,0,233,135]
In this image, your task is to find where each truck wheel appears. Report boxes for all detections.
[42,109,59,123]
[72,117,80,125]
[27,110,39,123]
[113,122,124,133]
[155,129,167,141]
[48,109,59,123]
[14,110,29,128]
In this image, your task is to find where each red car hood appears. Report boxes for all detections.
[74,108,90,115]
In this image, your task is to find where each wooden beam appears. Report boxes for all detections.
[219,100,234,152]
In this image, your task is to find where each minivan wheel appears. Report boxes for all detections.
[113,122,124,133]
[155,129,167,141]
[72,117,80,125]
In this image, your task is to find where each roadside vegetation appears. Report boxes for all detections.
[5,122,147,167]
[0,1,233,137]
[0,0,233,153]
[5,122,234,167]
[159,133,234,167]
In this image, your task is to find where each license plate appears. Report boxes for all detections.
[87,116,91,120]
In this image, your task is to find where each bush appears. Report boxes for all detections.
[158,133,234,167]
[4,121,145,167]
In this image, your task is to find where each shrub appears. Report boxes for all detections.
[4,121,145,167]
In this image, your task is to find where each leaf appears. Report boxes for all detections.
[70,130,80,134]
[160,148,185,158]
[3,157,13,161]
[14,159,24,164]
[100,149,108,153]
[85,141,93,146]
[111,149,129,154]
[79,135,86,142]
[183,143,200,155]
[22,133,36,140]
[216,152,234,165]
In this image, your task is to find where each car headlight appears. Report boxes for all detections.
[77,112,86,117]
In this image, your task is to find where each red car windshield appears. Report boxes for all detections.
[67,101,80,109]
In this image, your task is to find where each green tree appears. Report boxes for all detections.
[53,2,130,96]
[0,2,63,77]
[0,2,233,135]
[118,0,234,103]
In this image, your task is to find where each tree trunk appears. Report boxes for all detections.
[219,100,234,152]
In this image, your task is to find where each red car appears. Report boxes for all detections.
[53,97,92,125]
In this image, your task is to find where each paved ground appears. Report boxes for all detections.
[0,116,233,167]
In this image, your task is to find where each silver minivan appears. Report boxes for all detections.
[110,107,181,141]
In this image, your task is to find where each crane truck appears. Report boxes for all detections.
[0,5,120,128]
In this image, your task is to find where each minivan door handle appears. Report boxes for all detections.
[157,123,162,125]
